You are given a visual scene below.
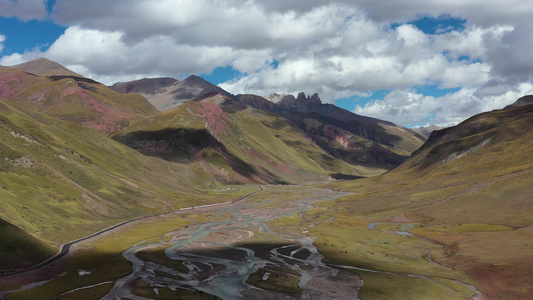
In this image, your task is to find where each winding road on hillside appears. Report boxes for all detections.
[0,186,264,279]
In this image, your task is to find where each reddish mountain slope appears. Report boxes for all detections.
[240,93,426,172]
[110,75,235,111]
[1,59,158,133]
[112,75,425,174]
[112,94,356,184]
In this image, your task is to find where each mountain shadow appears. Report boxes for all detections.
[112,128,257,178]
[0,218,55,270]
[47,75,100,85]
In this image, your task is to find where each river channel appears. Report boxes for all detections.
[1,185,482,300]
[102,186,362,299]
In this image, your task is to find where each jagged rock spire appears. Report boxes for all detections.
[269,92,322,111]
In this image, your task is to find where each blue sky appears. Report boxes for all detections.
[1,0,533,127]
[0,17,64,53]
[203,16,466,112]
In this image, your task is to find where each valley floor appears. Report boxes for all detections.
[0,185,517,299]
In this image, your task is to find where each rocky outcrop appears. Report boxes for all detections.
[265,92,322,112]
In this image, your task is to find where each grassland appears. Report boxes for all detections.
[313,104,533,299]
[3,174,528,299]
[246,265,302,294]
[0,97,254,270]
[268,205,476,299]
[112,97,358,184]
[0,219,55,269]
[133,280,222,300]
[2,214,192,300]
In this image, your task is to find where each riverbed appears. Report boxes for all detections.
[1,185,481,299]
[102,186,362,299]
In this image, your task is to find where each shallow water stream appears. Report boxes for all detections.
[102,188,361,300]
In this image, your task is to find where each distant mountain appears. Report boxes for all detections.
[2,58,158,133]
[401,100,533,173]
[412,125,443,137]
[110,75,236,111]
[111,94,357,184]
[1,58,425,184]
[240,92,426,172]
[7,57,82,77]
[111,77,426,174]
[504,94,533,109]
[110,77,178,95]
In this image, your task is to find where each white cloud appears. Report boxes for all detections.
[2,0,533,126]
[396,24,428,47]
[0,34,5,52]
[0,49,44,66]
[40,26,273,84]
[440,62,491,89]
[355,82,533,127]
[0,53,25,66]
[0,0,46,20]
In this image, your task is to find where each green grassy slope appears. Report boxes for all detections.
[316,102,533,299]
[0,66,158,134]
[0,218,55,270]
[239,94,426,175]
[112,96,358,184]
[0,98,250,269]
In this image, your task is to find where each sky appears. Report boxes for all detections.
[1,1,533,127]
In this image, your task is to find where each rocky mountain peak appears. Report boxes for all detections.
[183,74,211,86]
[265,92,322,112]
[8,57,81,77]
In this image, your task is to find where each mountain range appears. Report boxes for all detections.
[111,75,237,111]
[0,58,424,264]
[1,57,531,299]
[111,74,426,177]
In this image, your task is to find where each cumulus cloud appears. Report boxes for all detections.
[0,0,47,20]
[38,26,274,84]
[0,34,5,52]
[355,83,533,127]
[0,47,44,66]
[220,16,509,103]
[2,0,533,126]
